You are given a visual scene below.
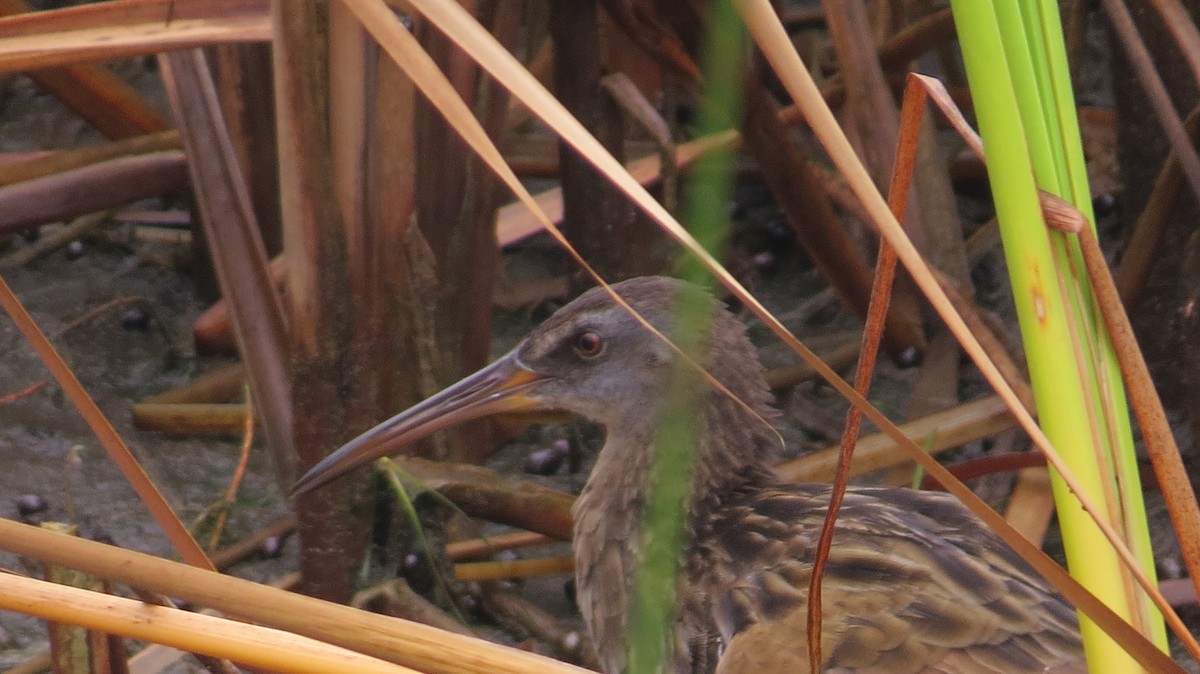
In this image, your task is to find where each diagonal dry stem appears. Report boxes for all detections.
[0,274,212,570]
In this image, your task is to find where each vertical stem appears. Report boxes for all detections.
[274,0,370,602]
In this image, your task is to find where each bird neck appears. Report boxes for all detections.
[685,385,780,516]
[570,365,778,673]
[580,379,780,532]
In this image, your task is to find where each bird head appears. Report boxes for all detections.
[291,276,766,497]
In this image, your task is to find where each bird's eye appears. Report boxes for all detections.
[573,331,605,358]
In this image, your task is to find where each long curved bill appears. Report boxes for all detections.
[290,349,546,497]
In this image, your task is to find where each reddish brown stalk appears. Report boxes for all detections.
[1074,224,1200,617]
[806,243,899,672]
[743,79,925,360]
[919,453,1047,491]
[0,380,46,405]
[805,66,924,672]
[271,0,372,602]
[0,274,213,570]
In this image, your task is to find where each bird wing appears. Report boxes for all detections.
[700,486,1084,674]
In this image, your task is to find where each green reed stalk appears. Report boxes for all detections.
[625,1,744,670]
[949,2,1166,671]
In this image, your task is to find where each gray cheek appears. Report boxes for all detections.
[533,385,615,425]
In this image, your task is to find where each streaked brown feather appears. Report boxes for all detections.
[695,485,1083,673]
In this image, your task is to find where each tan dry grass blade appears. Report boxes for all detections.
[0,0,264,35]
[774,395,1015,482]
[1006,467,1057,545]
[0,0,170,139]
[0,14,267,73]
[0,518,590,674]
[494,130,738,246]
[735,1,1194,665]
[0,572,413,674]
[0,130,180,187]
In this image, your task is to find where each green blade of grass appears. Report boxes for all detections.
[624,1,745,671]
[949,2,1167,670]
